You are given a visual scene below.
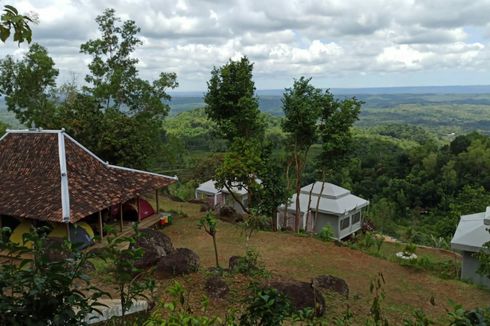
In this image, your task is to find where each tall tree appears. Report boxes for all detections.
[0,43,59,127]
[80,8,178,168]
[282,77,323,231]
[311,92,362,223]
[205,57,265,211]
[204,56,264,141]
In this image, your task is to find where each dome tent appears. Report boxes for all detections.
[9,221,95,250]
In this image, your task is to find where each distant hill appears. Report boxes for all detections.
[2,85,490,133]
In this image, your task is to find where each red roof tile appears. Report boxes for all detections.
[0,130,176,223]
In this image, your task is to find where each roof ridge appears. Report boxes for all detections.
[58,131,71,223]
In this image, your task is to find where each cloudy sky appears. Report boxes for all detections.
[3,0,490,91]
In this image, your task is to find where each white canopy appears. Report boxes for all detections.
[281,181,369,216]
[196,179,250,196]
[451,207,490,253]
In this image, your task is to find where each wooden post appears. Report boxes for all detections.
[119,203,124,232]
[66,223,71,242]
[98,211,104,240]
[136,196,141,223]
[0,215,2,229]
[155,189,160,213]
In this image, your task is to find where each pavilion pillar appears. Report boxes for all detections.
[66,223,71,242]
[119,203,124,232]
[136,196,141,224]
[98,211,104,240]
[155,189,160,213]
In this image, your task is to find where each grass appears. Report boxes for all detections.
[94,197,490,324]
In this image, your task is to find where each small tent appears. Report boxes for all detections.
[111,198,155,221]
[9,221,95,250]
[9,220,33,248]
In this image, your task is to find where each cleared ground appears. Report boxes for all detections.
[116,198,490,324]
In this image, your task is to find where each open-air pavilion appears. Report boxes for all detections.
[0,129,177,247]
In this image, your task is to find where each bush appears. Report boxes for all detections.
[318,225,334,242]
[240,287,291,326]
[230,248,269,277]
[0,227,108,325]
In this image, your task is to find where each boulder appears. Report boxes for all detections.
[133,229,174,269]
[228,255,242,271]
[312,275,349,298]
[269,280,325,316]
[205,275,229,298]
[155,248,200,278]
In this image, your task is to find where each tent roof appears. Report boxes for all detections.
[451,208,490,253]
[196,179,257,196]
[0,129,177,223]
[281,182,369,215]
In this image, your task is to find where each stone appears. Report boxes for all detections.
[312,275,349,298]
[155,248,200,278]
[133,228,174,269]
[228,255,242,271]
[205,275,229,298]
[269,280,325,316]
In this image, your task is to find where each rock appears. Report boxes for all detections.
[155,248,200,278]
[269,280,325,316]
[205,275,229,298]
[218,207,243,223]
[133,229,174,269]
[312,275,349,298]
[228,255,242,271]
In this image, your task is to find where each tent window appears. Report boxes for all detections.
[340,217,350,230]
[352,212,361,225]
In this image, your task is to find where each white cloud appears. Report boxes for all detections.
[3,0,490,90]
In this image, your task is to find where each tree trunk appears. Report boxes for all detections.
[212,234,220,268]
[283,161,292,229]
[294,152,302,232]
[314,171,326,225]
[305,181,315,232]
[223,183,250,214]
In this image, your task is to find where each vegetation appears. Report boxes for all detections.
[0,227,107,325]
[0,5,35,44]
[198,212,221,269]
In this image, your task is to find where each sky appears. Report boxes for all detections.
[2,0,490,92]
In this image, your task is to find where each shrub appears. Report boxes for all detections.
[403,243,417,256]
[240,287,291,326]
[318,225,334,242]
[230,248,269,277]
[0,226,108,325]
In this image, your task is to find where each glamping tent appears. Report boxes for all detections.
[195,179,260,213]
[9,221,95,249]
[0,129,177,245]
[451,207,490,287]
[277,182,369,240]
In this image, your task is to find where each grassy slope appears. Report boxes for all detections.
[153,198,490,324]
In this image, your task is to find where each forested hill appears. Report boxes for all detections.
[2,90,490,134]
[168,91,490,135]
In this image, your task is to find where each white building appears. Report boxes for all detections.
[195,179,250,213]
[277,182,369,240]
[451,207,490,287]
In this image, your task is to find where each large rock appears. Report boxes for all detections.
[205,275,229,298]
[133,229,174,269]
[312,275,349,298]
[228,256,242,271]
[155,248,200,278]
[269,280,325,316]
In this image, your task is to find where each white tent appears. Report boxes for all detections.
[451,207,490,287]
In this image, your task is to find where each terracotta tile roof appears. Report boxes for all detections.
[0,130,177,223]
